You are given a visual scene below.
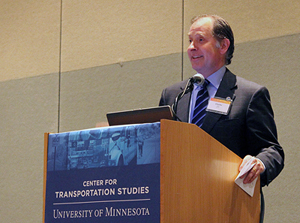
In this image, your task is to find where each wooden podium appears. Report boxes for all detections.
[43,119,260,222]
[160,119,260,222]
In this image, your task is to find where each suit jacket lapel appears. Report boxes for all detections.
[201,69,237,133]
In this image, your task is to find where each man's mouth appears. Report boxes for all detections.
[192,55,202,59]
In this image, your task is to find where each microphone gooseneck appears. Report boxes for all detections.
[171,74,205,121]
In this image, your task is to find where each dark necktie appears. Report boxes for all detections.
[191,80,209,127]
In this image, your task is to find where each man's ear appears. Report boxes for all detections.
[219,38,230,55]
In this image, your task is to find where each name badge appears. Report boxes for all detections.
[207,97,232,115]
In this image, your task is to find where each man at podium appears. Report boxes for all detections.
[159,14,284,222]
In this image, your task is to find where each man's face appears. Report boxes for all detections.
[187,17,226,77]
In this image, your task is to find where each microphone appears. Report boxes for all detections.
[191,73,205,86]
[171,74,205,121]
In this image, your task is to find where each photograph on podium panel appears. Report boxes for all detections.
[159,14,284,222]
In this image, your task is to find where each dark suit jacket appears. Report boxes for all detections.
[159,69,284,187]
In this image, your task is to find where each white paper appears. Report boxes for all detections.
[235,157,258,197]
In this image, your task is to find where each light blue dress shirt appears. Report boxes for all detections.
[189,66,226,123]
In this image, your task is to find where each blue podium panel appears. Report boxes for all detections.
[45,122,161,223]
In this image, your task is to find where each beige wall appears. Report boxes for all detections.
[0,1,61,81]
[184,0,300,44]
[61,0,182,72]
[0,0,299,222]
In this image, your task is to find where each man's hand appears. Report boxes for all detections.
[239,155,265,184]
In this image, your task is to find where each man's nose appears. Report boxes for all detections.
[188,41,196,50]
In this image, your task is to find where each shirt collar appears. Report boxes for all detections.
[194,66,226,91]
[206,66,226,89]
[194,66,226,89]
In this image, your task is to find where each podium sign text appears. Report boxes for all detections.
[44,122,161,223]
